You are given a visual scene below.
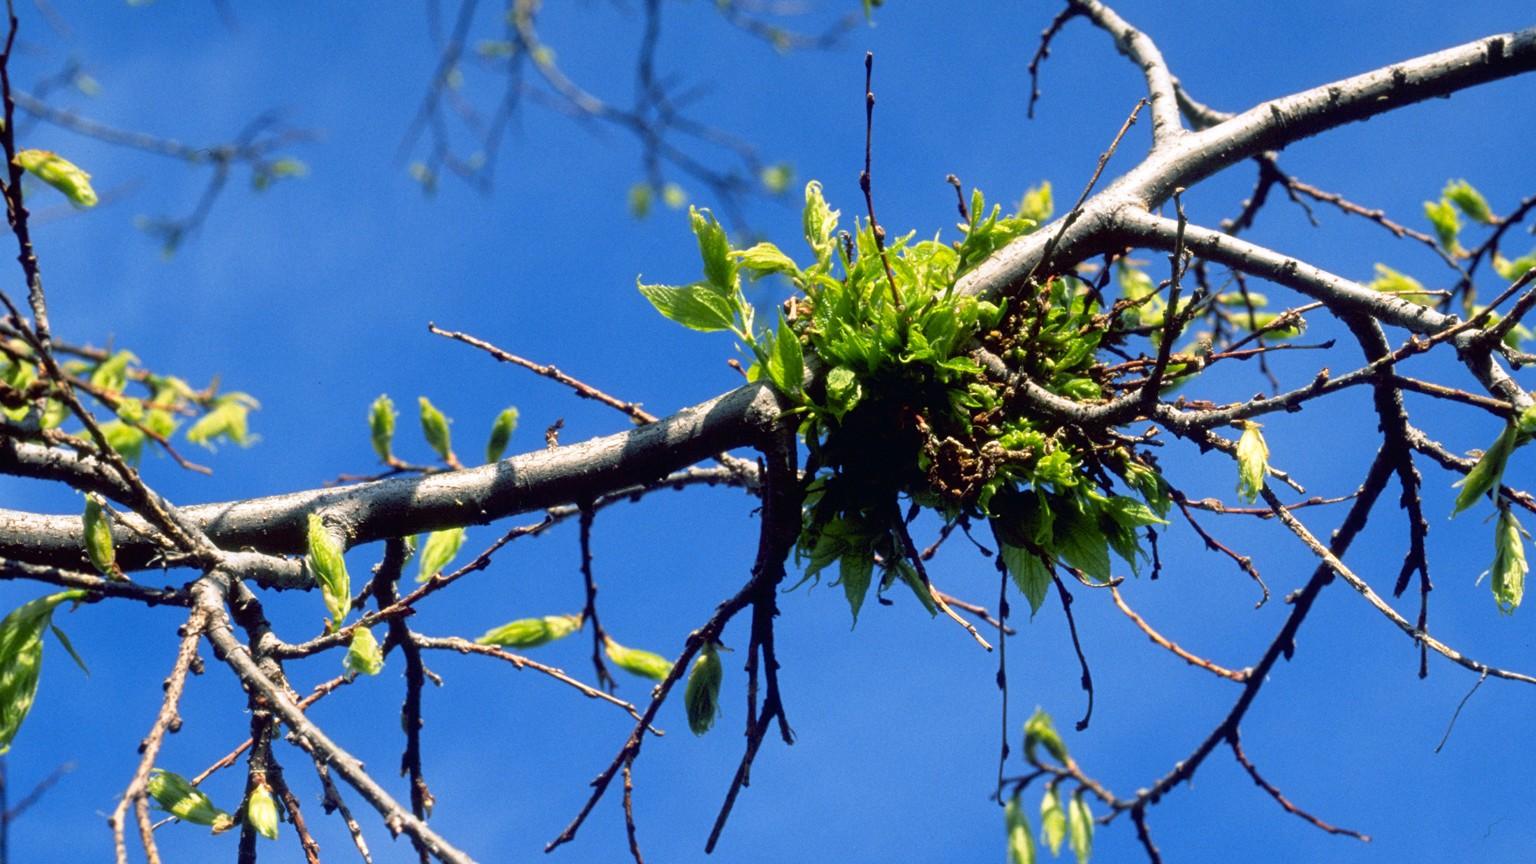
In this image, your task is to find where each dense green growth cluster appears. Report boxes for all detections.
[640,183,1179,622]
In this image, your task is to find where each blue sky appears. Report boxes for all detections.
[3,1,1535,862]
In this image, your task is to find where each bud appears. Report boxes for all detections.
[684,642,723,735]
[485,406,519,463]
[82,494,120,579]
[1234,420,1268,504]
[14,149,98,208]
[416,527,466,583]
[476,613,582,648]
[602,635,673,681]
[418,396,453,462]
[1491,507,1529,614]
[344,627,384,676]
[1453,423,1518,515]
[1005,794,1036,864]
[1022,707,1069,764]
[147,769,233,832]
[246,782,280,840]
[306,513,350,629]
[369,395,397,463]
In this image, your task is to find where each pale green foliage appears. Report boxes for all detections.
[1369,264,1434,306]
[1490,507,1529,614]
[246,783,280,840]
[1235,420,1269,504]
[0,590,87,754]
[1443,178,1494,225]
[475,613,582,648]
[684,642,723,735]
[14,149,98,208]
[306,514,350,629]
[186,393,258,449]
[485,406,519,463]
[603,635,673,681]
[147,769,234,832]
[1023,707,1069,764]
[1039,787,1067,856]
[344,627,385,676]
[82,493,118,578]
[418,396,453,462]
[416,527,466,582]
[1067,792,1094,864]
[1006,796,1036,864]
[369,394,397,463]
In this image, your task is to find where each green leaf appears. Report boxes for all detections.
[999,542,1051,617]
[1067,791,1094,864]
[1453,423,1518,515]
[1019,181,1053,225]
[99,420,146,463]
[147,769,233,832]
[417,527,466,582]
[344,627,384,676]
[1443,179,1495,225]
[894,559,939,617]
[306,514,350,629]
[1023,707,1069,764]
[825,366,862,418]
[1368,264,1435,306]
[1491,507,1529,614]
[186,394,257,450]
[1053,498,1110,583]
[736,242,799,279]
[246,783,280,840]
[684,642,723,735]
[1424,198,1463,256]
[1493,252,1536,283]
[88,350,137,393]
[690,207,737,294]
[0,590,87,754]
[802,180,840,268]
[603,636,673,681]
[1006,795,1037,864]
[840,550,874,625]
[1235,420,1269,504]
[485,406,519,463]
[765,315,804,398]
[368,394,396,463]
[638,281,737,332]
[418,396,453,462]
[82,493,118,578]
[1040,787,1067,856]
[475,613,582,648]
[14,149,98,208]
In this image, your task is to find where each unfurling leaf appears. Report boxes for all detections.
[736,242,799,279]
[603,636,673,681]
[684,642,723,735]
[1491,507,1529,614]
[246,783,280,840]
[1023,707,1069,764]
[1006,795,1037,864]
[690,207,737,294]
[82,494,119,578]
[416,527,466,582]
[824,366,862,418]
[1443,179,1495,225]
[475,613,582,648]
[1067,791,1094,864]
[147,769,234,832]
[89,350,137,393]
[14,149,98,208]
[485,406,519,463]
[802,180,840,268]
[369,395,397,463]
[1040,786,1067,856]
[344,627,384,676]
[0,590,87,754]
[418,397,453,462]
[1423,198,1463,256]
[186,393,258,449]
[637,281,737,332]
[1452,423,1518,515]
[1018,181,1053,224]
[1235,420,1269,504]
[306,514,350,629]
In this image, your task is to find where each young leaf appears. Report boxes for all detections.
[186,394,258,450]
[1018,181,1053,224]
[0,590,87,754]
[736,242,799,279]
[840,550,875,625]
[999,542,1051,617]
[246,783,280,840]
[1023,707,1069,764]
[1235,420,1269,504]
[418,397,454,462]
[475,613,583,648]
[1368,264,1434,306]
[689,207,737,294]
[1067,791,1094,864]
[369,394,397,463]
[1040,787,1067,856]
[485,406,519,463]
[1490,507,1529,614]
[1443,179,1495,225]
[1052,498,1110,583]
[764,315,804,399]
[82,493,120,579]
[88,350,137,393]
[306,514,350,629]
[824,366,862,418]
[1423,198,1463,256]
[344,627,385,676]
[684,642,723,735]
[14,149,98,208]
[637,282,737,332]
[147,769,234,832]
[416,527,466,582]
[802,180,840,267]
[603,636,674,681]
[1006,795,1037,864]
[1452,423,1518,515]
